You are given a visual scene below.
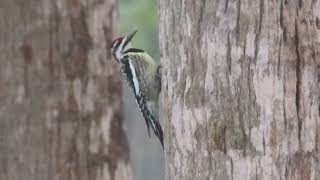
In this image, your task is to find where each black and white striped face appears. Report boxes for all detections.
[111,37,124,62]
[111,30,138,62]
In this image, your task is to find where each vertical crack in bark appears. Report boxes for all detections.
[48,1,60,92]
[20,38,33,97]
[255,162,259,180]
[316,120,319,153]
[47,3,58,176]
[294,19,302,146]
[237,35,248,156]
[319,102,320,117]
[225,31,235,157]
[49,10,53,76]
[230,157,234,180]
[298,0,303,9]
[172,9,176,40]
[285,161,289,178]
[254,0,264,63]
[178,0,183,42]
[238,93,247,156]
[262,133,266,155]
[318,65,320,118]
[223,124,227,154]
[205,115,213,179]
[56,112,62,176]
[202,22,212,180]
[227,32,232,74]
[246,36,253,149]
[197,0,206,45]
[279,0,284,29]
[190,129,197,179]
[235,0,241,43]
[316,65,320,153]
[283,75,287,132]
[201,9,208,107]
[277,38,282,79]
[225,0,229,13]
[280,0,287,42]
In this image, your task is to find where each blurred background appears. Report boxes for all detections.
[118,0,164,180]
[118,0,160,60]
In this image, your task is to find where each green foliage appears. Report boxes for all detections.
[119,0,160,61]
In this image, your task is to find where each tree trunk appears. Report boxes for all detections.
[0,0,132,180]
[159,0,320,179]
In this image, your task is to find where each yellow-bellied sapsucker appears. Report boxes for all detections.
[111,30,163,148]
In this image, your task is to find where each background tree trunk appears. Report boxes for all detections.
[159,0,320,179]
[0,0,132,180]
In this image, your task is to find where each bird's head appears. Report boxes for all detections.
[111,30,137,62]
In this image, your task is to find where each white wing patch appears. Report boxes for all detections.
[146,101,157,129]
[128,61,140,95]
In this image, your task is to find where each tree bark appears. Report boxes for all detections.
[159,0,320,179]
[0,0,132,180]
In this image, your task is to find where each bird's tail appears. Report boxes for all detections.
[152,120,164,149]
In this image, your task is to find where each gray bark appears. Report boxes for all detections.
[0,0,132,180]
[159,0,320,179]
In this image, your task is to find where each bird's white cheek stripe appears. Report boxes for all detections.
[129,61,140,95]
[115,38,127,60]
[115,49,122,60]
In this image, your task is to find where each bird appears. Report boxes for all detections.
[110,30,164,148]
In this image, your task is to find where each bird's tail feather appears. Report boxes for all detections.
[153,120,164,149]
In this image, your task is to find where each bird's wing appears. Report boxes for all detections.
[121,55,151,136]
[122,54,164,147]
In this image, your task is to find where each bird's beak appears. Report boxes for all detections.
[123,30,137,48]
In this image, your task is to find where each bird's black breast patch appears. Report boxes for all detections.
[121,56,136,94]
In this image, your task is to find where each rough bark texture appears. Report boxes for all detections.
[159,0,320,179]
[0,0,132,180]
